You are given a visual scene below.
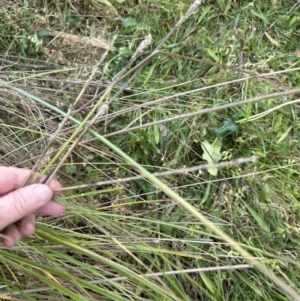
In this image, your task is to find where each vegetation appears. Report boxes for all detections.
[1,0,300,300]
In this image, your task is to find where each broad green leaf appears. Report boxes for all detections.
[206,48,219,62]
[242,199,270,233]
[201,139,222,176]
[36,29,49,38]
[118,46,132,56]
[143,64,156,86]
[265,32,280,47]
[274,143,290,156]
[273,114,283,132]
[245,103,252,119]
[66,15,82,26]
[198,6,212,23]
[238,273,263,296]
[94,0,114,8]
[200,272,216,294]
[260,184,270,202]
[153,124,160,145]
[216,0,225,12]
[122,17,138,28]
[289,15,297,26]
[277,126,292,144]
[250,9,268,26]
[214,119,240,137]
[65,165,76,174]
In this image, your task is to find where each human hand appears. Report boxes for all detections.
[0,167,65,247]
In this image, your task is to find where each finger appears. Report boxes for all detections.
[17,214,35,236]
[37,201,65,215]
[0,167,32,195]
[0,184,53,231]
[0,166,61,195]
[1,224,22,247]
[47,180,62,196]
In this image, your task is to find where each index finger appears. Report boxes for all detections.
[0,167,61,195]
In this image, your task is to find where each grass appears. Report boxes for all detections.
[1,0,300,300]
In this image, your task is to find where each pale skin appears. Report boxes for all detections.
[0,167,65,247]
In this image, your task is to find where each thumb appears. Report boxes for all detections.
[0,184,53,231]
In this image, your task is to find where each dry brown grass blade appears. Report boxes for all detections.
[82,67,300,141]
[26,38,115,185]
[103,88,300,137]
[48,30,114,51]
[56,156,258,192]
[0,265,252,297]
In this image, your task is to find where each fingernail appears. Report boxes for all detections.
[32,185,53,204]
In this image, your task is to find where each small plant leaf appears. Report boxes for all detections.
[200,272,216,293]
[201,139,222,176]
[206,48,219,62]
[153,125,160,145]
[242,199,270,233]
[122,18,138,28]
[118,46,132,56]
[94,0,114,8]
[214,119,240,137]
[216,0,225,12]
[36,29,49,38]
[250,9,268,26]
[265,32,280,47]
[65,165,76,174]
[277,126,293,144]
[289,16,297,26]
[143,64,157,86]
[66,15,82,26]
[260,184,270,202]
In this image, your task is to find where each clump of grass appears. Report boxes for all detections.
[1,0,300,300]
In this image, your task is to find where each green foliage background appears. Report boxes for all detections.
[0,0,300,300]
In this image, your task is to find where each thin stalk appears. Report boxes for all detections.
[23,106,73,186]
[0,264,252,297]
[84,68,300,139]
[238,98,300,123]
[37,86,112,177]
[56,156,258,192]
[38,58,107,182]
[103,88,300,137]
